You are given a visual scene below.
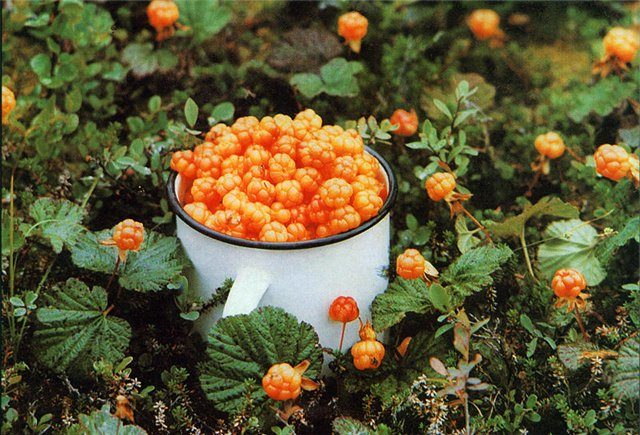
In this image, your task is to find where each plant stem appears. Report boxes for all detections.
[8,172,17,341]
[461,207,492,243]
[106,256,121,292]
[574,310,589,340]
[519,227,538,283]
[81,175,100,209]
[464,395,471,435]
[338,322,346,353]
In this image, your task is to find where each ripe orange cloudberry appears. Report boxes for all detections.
[205,210,246,238]
[221,190,248,212]
[275,180,304,208]
[319,178,353,208]
[272,135,298,159]
[552,269,587,299]
[2,86,16,123]
[308,194,331,225]
[298,139,335,169]
[204,123,232,143]
[354,152,380,178]
[327,205,361,234]
[396,249,426,280]
[244,145,271,169]
[252,116,279,147]
[425,172,456,202]
[329,296,359,324]
[287,222,310,241]
[246,178,276,206]
[603,27,639,63]
[294,167,322,195]
[191,177,221,209]
[352,190,383,221]
[330,155,358,181]
[289,204,311,227]
[293,109,323,138]
[231,116,259,148]
[467,9,500,40]
[594,144,630,181]
[243,165,267,187]
[270,202,292,225]
[268,153,297,184]
[193,146,222,178]
[338,11,368,53]
[214,135,242,158]
[332,131,364,156]
[351,175,383,196]
[183,202,211,225]
[221,155,244,175]
[170,150,197,179]
[351,321,385,370]
[261,360,317,401]
[259,221,289,243]
[214,173,243,198]
[147,0,179,40]
[534,132,565,159]
[101,219,145,262]
[241,202,272,234]
[390,109,419,137]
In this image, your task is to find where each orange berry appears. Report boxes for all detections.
[308,194,331,225]
[332,131,364,156]
[147,0,179,29]
[272,135,298,159]
[268,153,297,184]
[275,180,304,208]
[535,132,565,159]
[205,123,232,143]
[221,155,244,175]
[294,167,322,195]
[241,202,272,233]
[352,190,383,221]
[354,152,380,178]
[112,219,144,252]
[351,175,383,196]
[183,202,211,225]
[262,363,302,401]
[467,9,500,40]
[298,139,336,169]
[214,135,242,158]
[603,27,639,63]
[390,109,419,137]
[191,177,221,209]
[396,249,426,280]
[259,221,289,242]
[231,116,259,148]
[205,209,246,238]
[552,269,587,299]
[328,205,361,234]
[243,165,267,187]
[193,146,223,179]
[287,222,310,241]
[290,204,311,227]
[274,114,294,137]
[338,12,368,53]
[425,172,456,202]
[270,202,292,224]
[221,189,248,212]
[319,178,353,209]
[2,86,16,123]
[246,178,276,206]
[328,296,359,323]
[252,116,280,147]
[243,145,271,169]
[170,150,197,179]
[594,144,630,181]
[351,321,384,370]
[330,156,358,182]
[293,109,323,139]
[214,173,243,198]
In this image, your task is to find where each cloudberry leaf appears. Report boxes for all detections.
[371,278,432,331]
[175,0,231,44]
[568,75,637,123]
[537,219,606,285]
[122,43,158,78]
[441,244,513,298]
[332,417,389,435]
[487,196,579,239]
[320,58,363,97]
[29,198,85,253]
[71,229,189,292]
[199,307,322,414]
[290,73,324,99]
[597,216,640,266]
[67,405,146,434]
[609,337,640,401]
[34,279,131,378]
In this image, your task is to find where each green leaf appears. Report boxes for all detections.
[487,196,579,239]
[440,244,513,298]
[332,417,378,435]
[433,98,452,120]
[148,96,161,113]
[34,279,131,377]
[537,219,606,285]
[290,73,324,99]
[199,307,322,414]
[71,229,188,292]
[121,43,158,78]
[65,86,83,113]
[557,342,596,370]
[598,216,640,266]
[568,76,637,123]
[210,102,234,122]
[428,284,451,313]
[371,278,432,331]
[67,405,146,434]
[455,215,482,253]
[29,198,85,253]
[609,338,640,401]
[184,98,198,127]
[175,0,231,44]
[320,58,362,97]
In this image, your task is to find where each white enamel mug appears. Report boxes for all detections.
[167,147,397,351]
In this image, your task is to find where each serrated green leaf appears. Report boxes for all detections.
[34,279,131,377]
[609,338,639,401]
[487,196,579,239]
[332,417,386,435]
[598,216,640,266]
[175,0,231,44]
[371,278,432,331]
[320,58,362,97]
[537,219,606,285]
[184,98,198,127]
[29,198,85,253]
[440,244,513,298]
[290,73,324,99]
[199,307,322,414]
[568,76,637,122]
[66,405,146,434]
[557,342,596,370]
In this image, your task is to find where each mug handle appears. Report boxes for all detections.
[222,267,271,317]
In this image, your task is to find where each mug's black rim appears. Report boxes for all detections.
[166,146,398,250]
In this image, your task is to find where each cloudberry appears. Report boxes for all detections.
[274,114,294,137]
[535,132,565,159]
[333,131,364,156]
[329,296,359,323]
[275,180,304,208]
[290,204,311,227]
[603,27,639,63]
[294,167,322,195]
[268,153,297,184]
[259,221,289,242]
[147,0,179,29]
[231,116,259,148]
[287,222,310,241]
[298,139,336,169]
[191,177,221,208]
[214,173,243,198]
[390,109,419,137]
[112,219,144,252]
[205,210,246,238]
[241,202,272,233]
[396,249,426,280]
[171,150,197,179]
[244,145,271,169]
[246,178,276,206]
[184,202,211,225]
[319,178,353,208]
[351,321,385,370]
[467,9,500,40]
[294,109,323,133]
[194,147,222,179]
[243,165,267,187]
[214,135,242,158]
[330,156,358,182]
[552,269,587,299]
[205,123,231,143]
[308,194,331,224]
[222,190,248,212]
[351,175,383,196]
[594,144,630,181]
[2,86,16,123]
[272,135,298,159]
[221,155,244,175]
[338,12,368,53]
[354,152,380,178]
[352,190,383,221]
[262,361,316,401]
[425,172,456,201]
[328,205,361,234]
[252,116,280,147]
[270,202,292,224]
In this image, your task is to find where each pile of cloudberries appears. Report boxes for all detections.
[170,109,388,242]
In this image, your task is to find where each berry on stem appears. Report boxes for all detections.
[594,144,631,181]
[396,249,426,280]
[100,219,144,262]
[338,11,368,53]
[351,320,385,370]
[603,27,639,63]
[425,172,456,202]
[390,109,419,137]
[147,0,179,41]
[534,132,565,159]
[261,360,318,401]
[329,296,360,351]
[467,9,500,41]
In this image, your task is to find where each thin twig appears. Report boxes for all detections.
[519,227,538,283]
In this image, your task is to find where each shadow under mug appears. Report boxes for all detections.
[167,146,398,351]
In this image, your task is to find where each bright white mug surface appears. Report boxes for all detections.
[167,147,397,352]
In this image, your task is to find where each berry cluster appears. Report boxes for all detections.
[171,109,388,243]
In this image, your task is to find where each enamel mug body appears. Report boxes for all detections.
[167,147,397,351]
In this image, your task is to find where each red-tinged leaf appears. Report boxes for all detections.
[430,357,448,376]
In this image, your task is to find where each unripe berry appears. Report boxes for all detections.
[467,9,500,40]
[425,172,456,202]
[534,132,565,159]
[396,249,426,280]
[552,269,587,299]
[390,109,419,137]
[594,144,630,181]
